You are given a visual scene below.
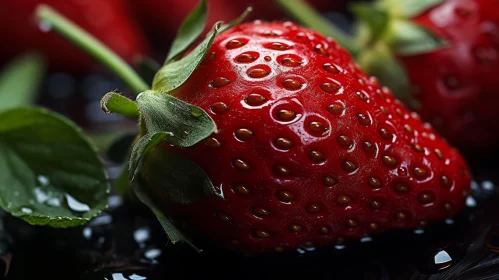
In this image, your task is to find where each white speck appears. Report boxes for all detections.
[434,250,452,264]
[304,246,316,252]
[445,219,454,225]
[334,244,346,250]
[129,274,147,280]
[360,236,372,243]
[482,181,495,191]
[134,228,150,244]
[414,229,425,235]
[39,20,52,32]
[37,175,50,186]
[34,187,61,207]
[111,273,127,280]
[108,195,123,209]
[144,248,161,259]
[65,193,90,213]
[82,227,92,239]
[466,196,477,208]
[88,214,112,226]
[471,181,479,190]
[296,248,306,254]
[20,207,33,214]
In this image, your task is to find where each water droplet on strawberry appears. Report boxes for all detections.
[210,77,231,88]
[245,93,267,106]
[282,78,303,90]
[323,63,340,74]
[210,102,229,114]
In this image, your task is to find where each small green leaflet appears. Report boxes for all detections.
[135,56,161,85]
[0,53,46,111]
[381,0,444,18]
[133,184,201,252]
[152,6,252,93]
[139,145,221,204]
[129,90,216,178]
[165,0,208,63]
[100,90,139,119]
[218,6,253,33]
[350,2,390,44]
[0,107,109,227]
[388,19,447,56]
[152,21,221,93]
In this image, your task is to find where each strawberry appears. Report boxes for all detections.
[139,21,471,254]
[0,0,149,73]
[280,0,499,153]
[391,0,499,153]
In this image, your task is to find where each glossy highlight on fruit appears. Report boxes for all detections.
[145,21,471,254]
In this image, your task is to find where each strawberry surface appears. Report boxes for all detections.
[147,21,471,254]
[397,0,499,152]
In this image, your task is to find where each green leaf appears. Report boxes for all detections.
[0,53,46,111]
[152,21,222,93]
[350,2,390,43]
[133,184,201,251]
[382,0,444,18]
[135,56,161,86]
[139,145,221,204]
[100,90,139,119]
[129,90,216,178]
[388,19,447,55]
[358,42,419,109]
[0,107,110,227]
[165,0,208,63]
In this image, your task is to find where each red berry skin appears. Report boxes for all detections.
[397,0,499,152]
[147,22,471,254]
[0,0,149,73]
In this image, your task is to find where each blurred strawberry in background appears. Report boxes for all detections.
[0,0,150,73]
[127,0,346,50]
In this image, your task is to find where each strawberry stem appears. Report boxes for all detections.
[275,0,359,55]
[35,5,149,94]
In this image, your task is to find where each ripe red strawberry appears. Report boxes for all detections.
[141,21,471,254]
[393,0,499,153]
[0,0,149,73]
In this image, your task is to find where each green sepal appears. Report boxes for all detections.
[387,19,448,56]
[152,21,221,93]
[135,56,161,86]
[166,0,208,63]
[381,0,444,18]
[357,42,419,109]
[152,6,252,93]
[139,145,222,204]
[350,2,390,44]
[133,183,201,252]
[218,6,253,34]
[0,53,46,111]
[129,90,216,179]
[0,107,109,228]
[100,90,139,119]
